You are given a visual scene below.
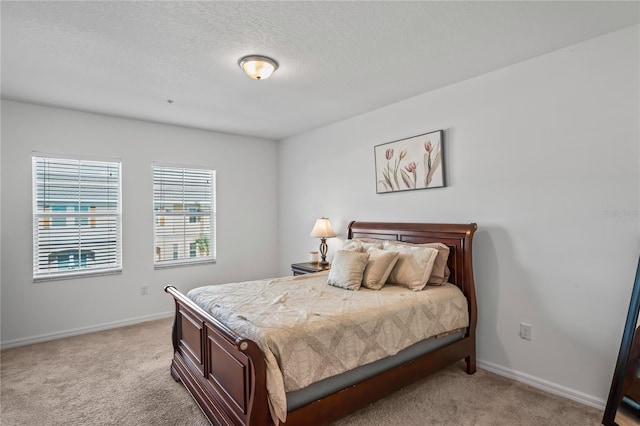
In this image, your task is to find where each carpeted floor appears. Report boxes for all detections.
[1,318,603,425]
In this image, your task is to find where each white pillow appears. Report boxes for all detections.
[327,250,370,291]
[383,243,439,291]
[362,248,399,290]
[354,238,385,248]
[342,238,384,252]
[341,240,366,252]
[384,241,450,285]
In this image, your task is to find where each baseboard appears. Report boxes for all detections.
[0,311,174,349]
[477,359,606,410]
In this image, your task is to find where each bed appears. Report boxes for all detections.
[164,221,478,425]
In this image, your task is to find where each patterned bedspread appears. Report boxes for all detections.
[187,271,468,424]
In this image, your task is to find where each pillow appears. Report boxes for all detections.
[327,250,370,291]
[354,238,385,248]
[362,248,399,290]
[342,238,384,251]
[341,240,366,252]
[384,241,450,285]
[383,243,439,291]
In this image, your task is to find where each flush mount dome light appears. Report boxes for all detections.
[238,55,279,80]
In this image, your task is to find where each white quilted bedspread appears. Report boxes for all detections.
[187,271,468,424]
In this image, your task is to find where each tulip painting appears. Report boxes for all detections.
[374,130,445,193]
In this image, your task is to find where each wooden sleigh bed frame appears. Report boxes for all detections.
[164,221,478,426]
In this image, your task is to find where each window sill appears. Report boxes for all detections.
[33,268,122,283]
[154,258,216,270]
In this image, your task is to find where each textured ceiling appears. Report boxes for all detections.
[1,1,638,140]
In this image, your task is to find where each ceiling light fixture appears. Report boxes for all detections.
[238,55,279,80]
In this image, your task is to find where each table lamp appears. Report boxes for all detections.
[309,217,336,266]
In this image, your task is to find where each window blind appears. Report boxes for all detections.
[153,164,216,267]
[32,155,122,280]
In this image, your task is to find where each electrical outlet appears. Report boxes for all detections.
[140,285,149,296]
[520,323,532,341]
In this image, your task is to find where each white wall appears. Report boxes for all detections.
[1,100,279,347]
[277,26,640,406]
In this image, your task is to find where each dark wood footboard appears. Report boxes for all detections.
[165,285,270,426]
[165,221,477,426]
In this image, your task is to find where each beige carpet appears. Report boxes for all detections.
[1,318,602,426]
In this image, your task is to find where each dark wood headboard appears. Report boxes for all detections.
[347,221,478,330]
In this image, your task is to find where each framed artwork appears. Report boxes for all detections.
[374,130,445,194]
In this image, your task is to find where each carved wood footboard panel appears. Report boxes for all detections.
[165,221,477,426]
[165,286,270,426]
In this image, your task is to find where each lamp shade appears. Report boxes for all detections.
[309,218,336,238]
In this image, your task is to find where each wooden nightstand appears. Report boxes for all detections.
[291,262,330,276]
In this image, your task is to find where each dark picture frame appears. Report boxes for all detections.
[374,130,445,194]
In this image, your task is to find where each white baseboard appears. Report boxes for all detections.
[0,311,174,349]
[477,359,606,410]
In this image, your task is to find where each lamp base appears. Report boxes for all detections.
[319,238,328,265]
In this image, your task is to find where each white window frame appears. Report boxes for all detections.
[32,153,123,281]
[153,163,216,269]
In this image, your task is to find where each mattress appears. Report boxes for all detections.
[187,271,468,423]
[286,328,465,410]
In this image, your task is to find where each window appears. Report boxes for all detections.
[153,164,215,267]
[32,155,122,280]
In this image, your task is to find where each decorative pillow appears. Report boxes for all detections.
[327,250,370,291]
[341,240,366,252]
[354,238,385,249]
[342,238,384,252]
[383,243,439,291]
[384,241,450,285]
[362,248,399,290]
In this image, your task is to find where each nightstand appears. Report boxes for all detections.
[291,262,330,276]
